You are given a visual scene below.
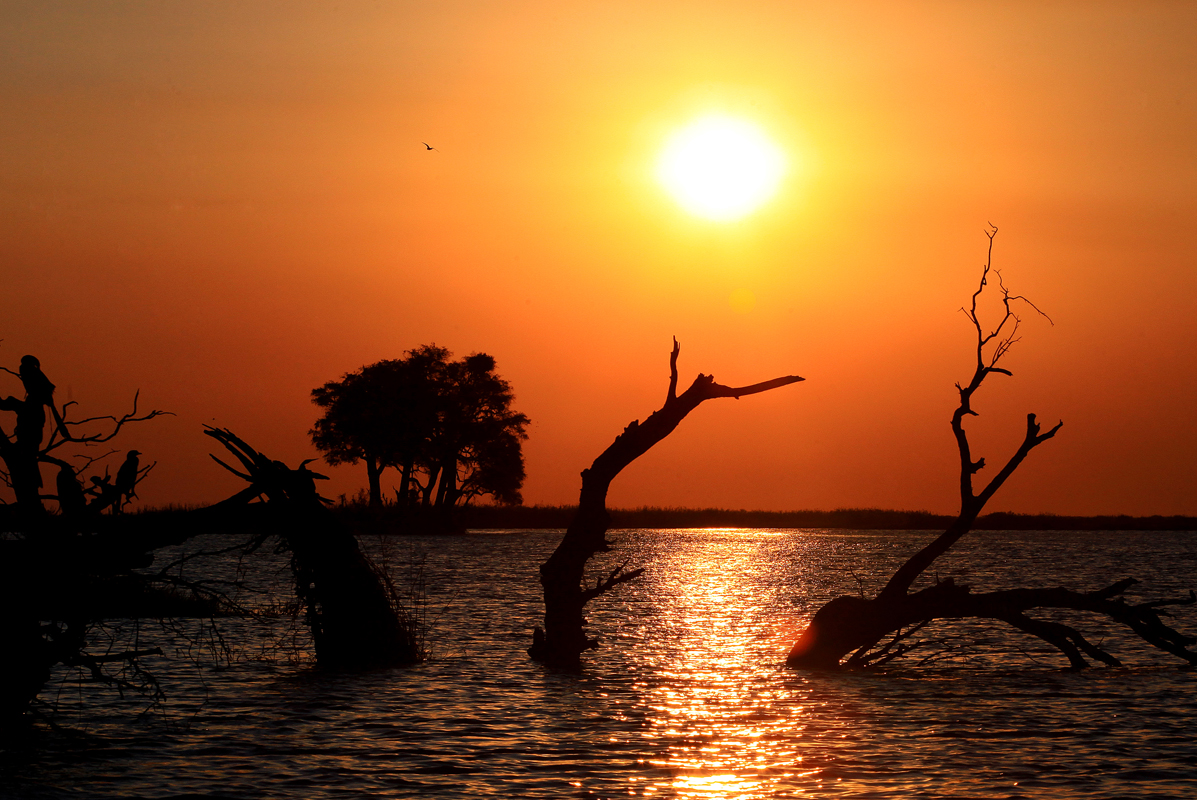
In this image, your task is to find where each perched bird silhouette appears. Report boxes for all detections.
[19,355,55,406]
[115,450,141,508]
[422,142,437,151]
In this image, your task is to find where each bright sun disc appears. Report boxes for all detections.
[656,116,786,221]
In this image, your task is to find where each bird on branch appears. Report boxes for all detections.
[115,450,141,509]
[19,355,55,406]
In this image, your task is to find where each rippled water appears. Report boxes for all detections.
[3,529,1196,799]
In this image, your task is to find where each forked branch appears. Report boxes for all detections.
[853,578,1197,670]
[533,340,803,668]
[882,229,1060,600]
[42,391,172,453]
[780,228,1186,672]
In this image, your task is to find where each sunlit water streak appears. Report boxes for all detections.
[3,529,1195,798]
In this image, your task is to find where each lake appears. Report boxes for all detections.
[3,528,1196,798]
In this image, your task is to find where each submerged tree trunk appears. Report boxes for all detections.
[786,228,1197,671]
[204,427,420,667]
[529,340,803,669]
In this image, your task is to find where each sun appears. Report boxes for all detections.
[656,115,786,221]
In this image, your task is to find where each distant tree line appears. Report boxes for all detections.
[446,505,1197,532]
[310,345,529,512]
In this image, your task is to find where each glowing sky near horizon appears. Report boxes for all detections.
[1,1,1195,515]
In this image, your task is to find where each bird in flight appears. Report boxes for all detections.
[422,142,437,151]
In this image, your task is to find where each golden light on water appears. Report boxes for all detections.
[656,116,787,221]
[628,530,830,798]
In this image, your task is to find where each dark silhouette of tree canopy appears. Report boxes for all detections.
[786,228,1197,671]
[310,346,529,510]
[529,339,803,669]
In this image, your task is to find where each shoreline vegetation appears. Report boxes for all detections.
[452,505,1197,532]
[132,503,1197,533]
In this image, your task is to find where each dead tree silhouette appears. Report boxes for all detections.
[0,354,166,521]
[0,355,171,726]
[786,227,1197,670]
[204,427,423,668]
[529,339,803,668]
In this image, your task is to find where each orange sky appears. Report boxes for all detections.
[2,2,1195,515]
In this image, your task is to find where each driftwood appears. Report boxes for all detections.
[787,228,1197,670]
[529,340,803,668]
[203,427,420,668]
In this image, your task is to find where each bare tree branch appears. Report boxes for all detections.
[787,229,1192,672]
[666,337,680,403]
[42,391,172,454]
[532,340,803,668]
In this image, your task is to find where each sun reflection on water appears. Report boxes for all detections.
[613,529,838,798]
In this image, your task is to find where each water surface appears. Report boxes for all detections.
[3,529,1195,798]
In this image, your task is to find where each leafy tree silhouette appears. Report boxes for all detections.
[311,346,529,512]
